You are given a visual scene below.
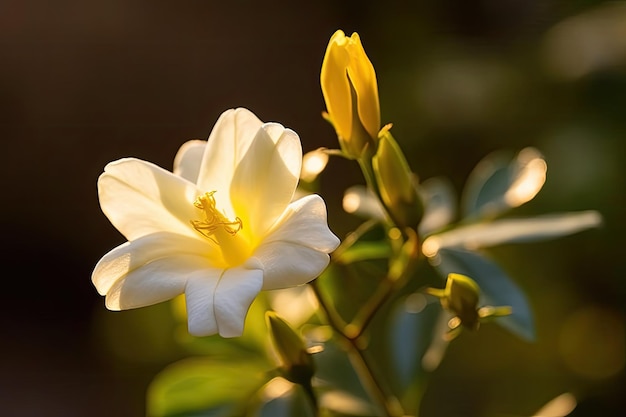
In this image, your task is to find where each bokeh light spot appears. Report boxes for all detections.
[559,306,625,380]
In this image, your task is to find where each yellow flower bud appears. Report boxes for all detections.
[321,30,381,159]
[372,129,423,229]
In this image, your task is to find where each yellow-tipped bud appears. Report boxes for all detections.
[321,30,381,159]
[372,129,423,229]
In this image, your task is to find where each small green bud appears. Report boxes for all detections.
[426,273,512,339]
[443,273,481,330]
[266,311,315,385]
[372,129,424,229]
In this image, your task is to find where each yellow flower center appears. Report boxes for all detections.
[191,191,250,267]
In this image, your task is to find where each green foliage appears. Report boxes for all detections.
[147,357,273,417]
[460,147,545,218]
[387,295,441,401]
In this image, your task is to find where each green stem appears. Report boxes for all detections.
[339,334,402,417]
[357,157,380,201]
[331,218,379,262]
[310,280,401,417]
[301,379,319,417]
[349,228,421,340]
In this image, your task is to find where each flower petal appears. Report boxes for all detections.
[92,231,217,297]
[185,270,223,336]
[230,123,302,239]
[346,32,380,140]
[214,267,263,337]
[105,255,214,310]
[252,241,331,290]
[321,30,353,140]
[173,140,206,183]
[99,158,200,240]
[196,108,263,217]
[264,194,340,252]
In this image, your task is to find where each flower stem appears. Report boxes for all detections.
[339,333,402,417]
[357,157,380,203]
[349,229,421,340]
[310,280,402,417]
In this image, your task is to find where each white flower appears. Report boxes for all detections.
[92,108,340,337]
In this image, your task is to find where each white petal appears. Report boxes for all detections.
[105,255,214,310]
[253,241,331,290]
[99,158,200,240]
[230,123,302,238]
[173,140,206,183]
[214,267,263,337]
[92,231,217,297]
[185,270,223,336]
[196,108,263,217]
[264,194,340,252]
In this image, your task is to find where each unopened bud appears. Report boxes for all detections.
[266,311,315,385]
[373,129,424,229]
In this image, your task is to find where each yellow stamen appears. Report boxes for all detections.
[191,191,242,242]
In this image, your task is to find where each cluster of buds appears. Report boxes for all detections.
[320,30,511,343]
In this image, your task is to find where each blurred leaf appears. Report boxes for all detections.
[461,147,546,219]
[426,210,602,250]
[434,248,535,341]
[418,176,457,236]
[313,337,371,407]
[334,241,392,265]
[316,261,387,322]
[250,381,316,417]
[147,357,272,417]
[387,294,441,392]
[318,389,378,416]
[342,185,387,221]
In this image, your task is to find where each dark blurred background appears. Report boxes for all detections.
[1,1,624,416]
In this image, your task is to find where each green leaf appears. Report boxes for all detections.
[250,383,316,417]
[312,337,371,407]
[434,248,535,341]
[147,357,272,417]
[388,294,441,389]
[426,211,602,250]
[334,241,392,265]
[418,176,457,236]
[316,260,387,322]
[461,147,546,219]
